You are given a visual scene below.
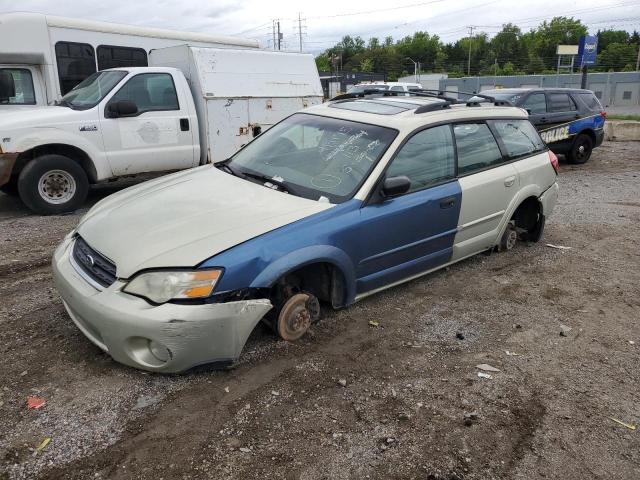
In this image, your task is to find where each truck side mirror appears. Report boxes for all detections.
[381,176,411,198]
[0,71,16,102]
[106,100,138,118]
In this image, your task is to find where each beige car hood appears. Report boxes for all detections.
[77,166,332,278]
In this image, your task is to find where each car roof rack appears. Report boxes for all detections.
[416,89,514,107]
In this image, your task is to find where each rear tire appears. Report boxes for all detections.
[17,154,89,215]
[568,134,593,164]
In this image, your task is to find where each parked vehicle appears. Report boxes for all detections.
[52,92,559,373]
[0,12,258,109]
[0,46,323,213]
[347,82,422,95]
[478,88,606,164]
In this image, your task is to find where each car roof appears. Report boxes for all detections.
[304,96,527,131]
[482,87,595,95]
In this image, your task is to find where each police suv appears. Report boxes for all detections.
[53,91,559,372]
[479,88,606,164]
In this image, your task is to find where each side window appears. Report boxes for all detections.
[55,42,97,95]
[109,73,179,113]
[522,93,546,114]
[390,86,405,92]
[490,120,546,158]
[548,93,577,112]
[386,125,455,192]
[575,92,602,111]
[0,68,36,105]
[453,123,503,175]
[97,46,148,70]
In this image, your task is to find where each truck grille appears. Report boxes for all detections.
[72,236,117,288]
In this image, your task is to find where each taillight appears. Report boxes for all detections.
[600,111,607,119]
[549,150,559,175]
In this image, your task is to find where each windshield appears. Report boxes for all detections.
[59,71,127,110]
[347,84,389,93]
[227,113,397,203]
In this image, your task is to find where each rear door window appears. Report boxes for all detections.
[522,93,546,114]
[453,123,504,175]
[97,45,148,70]
[489,120,546,158]
[547,93,577,112]
[386,125,455,192]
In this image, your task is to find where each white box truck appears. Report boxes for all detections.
[0,46,323,214]
[0,12,259,110]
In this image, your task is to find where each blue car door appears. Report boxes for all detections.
[355,124,461,294]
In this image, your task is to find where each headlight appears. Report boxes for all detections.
[123,269,222,304]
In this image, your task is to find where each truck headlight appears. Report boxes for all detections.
[123,269,223,304]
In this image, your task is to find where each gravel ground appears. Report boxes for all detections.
[0,142,639,480]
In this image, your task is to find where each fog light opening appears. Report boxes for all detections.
[149,340,171,363]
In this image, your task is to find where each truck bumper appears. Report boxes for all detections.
[52,236,272,373]
[0,152,18,187]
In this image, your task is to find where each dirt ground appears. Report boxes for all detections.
[0,142,639,480]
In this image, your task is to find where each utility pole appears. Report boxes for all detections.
[636,44,640,71]
[298,13,303,53]
[272,20,277,51]
[277,20,281,51]
[467,26,475,76]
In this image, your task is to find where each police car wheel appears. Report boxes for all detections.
[568,134,593,164]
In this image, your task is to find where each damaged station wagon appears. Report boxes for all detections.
[53,91,559,373]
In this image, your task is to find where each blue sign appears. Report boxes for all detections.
[578,35,598,66]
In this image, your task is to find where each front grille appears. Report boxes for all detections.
[72,236,117,288]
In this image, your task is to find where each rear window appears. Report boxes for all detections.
[548,93,577,112]
[574,92,603,111]
[490,120,546,158]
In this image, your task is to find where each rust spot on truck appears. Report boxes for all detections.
[0,152,18,187]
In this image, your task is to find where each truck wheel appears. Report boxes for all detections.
[568,134,593,164]
[17,155,89,215]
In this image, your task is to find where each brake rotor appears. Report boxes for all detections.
[277,293,316,341]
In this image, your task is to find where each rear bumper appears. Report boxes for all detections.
[594,128,605,147]
[0,152,18,187]
[52,237,272,373]
[540,182,559,217]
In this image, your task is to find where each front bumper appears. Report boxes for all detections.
[0,152,18,187]
[52,237,272,373]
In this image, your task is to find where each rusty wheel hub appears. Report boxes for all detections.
[277,293,313,341]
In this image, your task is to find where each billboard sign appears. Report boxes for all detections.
[577,35,598,66]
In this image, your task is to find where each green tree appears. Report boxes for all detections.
[359,58,374,72]
[315,54,330,72]
[490,24,526,69]
[598,43,637,71]
[529,17,587,69]
[596,29,629,53]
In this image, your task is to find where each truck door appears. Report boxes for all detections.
[100,72,196,176]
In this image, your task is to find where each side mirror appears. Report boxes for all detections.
[381,175,411,198]
[525,108,532,115]
[106,100,138,118]
[0,71,16,102]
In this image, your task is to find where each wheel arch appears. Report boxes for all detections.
[15,144,98,183]
[249,245,356,308]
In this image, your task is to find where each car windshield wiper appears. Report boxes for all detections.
[215,161,241,177]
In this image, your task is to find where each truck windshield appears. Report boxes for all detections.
[58,71,127,110]
[226,113,397,203]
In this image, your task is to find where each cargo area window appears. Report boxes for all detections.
[0,68,36,105]
[490,120,546,159]
[386,125,455,192]
[454,123,503,175]
[97,45,148,70]
[109,73,179,113]
[55,42,97,96]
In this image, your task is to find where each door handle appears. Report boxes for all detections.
[180,118,190,131]
[504,176,516,187]
[440,197,456,209]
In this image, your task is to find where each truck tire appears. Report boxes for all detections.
[17,155,89,215]
[568,134,593,164]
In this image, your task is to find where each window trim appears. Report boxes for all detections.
[0,68,36,105]
[55,41,97,96]
[104,72,181,118]
[97,45,148,71]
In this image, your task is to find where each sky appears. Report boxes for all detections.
[1,0,639,53]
